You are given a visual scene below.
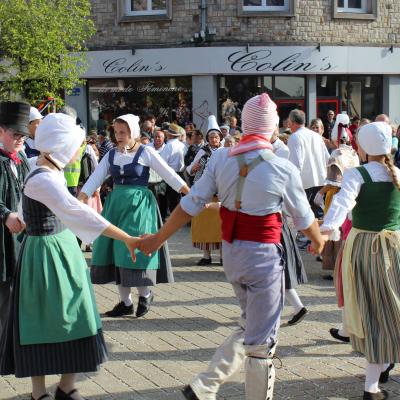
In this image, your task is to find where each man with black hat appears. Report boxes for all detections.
[0,101,30,336]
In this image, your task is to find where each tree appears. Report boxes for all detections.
[0,0,96,105]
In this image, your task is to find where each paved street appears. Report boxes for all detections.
[1,226,399,400]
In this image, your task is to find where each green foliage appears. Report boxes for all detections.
[0,0,95,105]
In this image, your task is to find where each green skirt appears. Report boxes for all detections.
[19,229,101,345]
[92,185,158,270]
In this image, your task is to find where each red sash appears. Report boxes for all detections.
[220,206,282,244]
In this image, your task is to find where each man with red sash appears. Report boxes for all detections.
[138,94,324,400]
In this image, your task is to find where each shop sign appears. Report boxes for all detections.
[81,46,400,78]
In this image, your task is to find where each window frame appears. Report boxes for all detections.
[332,0,377,20]
[118,0,172,22]
[238,0,295,17]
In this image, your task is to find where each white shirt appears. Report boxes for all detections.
[21,166,109,244]
[162,138,185,172]
[81,145,185,197]
[320,162,400,233]
[287,127,330,189]
[148,143,167,184]
[181,148,314,231]
[272,138,290,160]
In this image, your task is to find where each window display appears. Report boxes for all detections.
[88,77,192,131]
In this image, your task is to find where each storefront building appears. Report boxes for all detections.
[66,0,400,131]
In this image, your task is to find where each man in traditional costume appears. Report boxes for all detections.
[138,94,324,400]
[0,102,30,336]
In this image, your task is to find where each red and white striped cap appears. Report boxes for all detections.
[241,93,279,137]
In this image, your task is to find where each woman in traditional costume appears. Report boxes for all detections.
[186,116,223,265]
[270,131,308,325]
[320,122,400,400]
[78,114,189,318]
[0,113,139,400]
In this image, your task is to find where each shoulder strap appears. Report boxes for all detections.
[356,166,373,183]
[108,148,116,165]
[234,150,275,209]
[133,145,145,163]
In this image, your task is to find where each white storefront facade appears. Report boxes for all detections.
[66,45,400,132]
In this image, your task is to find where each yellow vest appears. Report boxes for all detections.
[64,145,85,188]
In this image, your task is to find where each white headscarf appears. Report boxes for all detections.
[114,114,140,139]
[358,122,392,156]
[35,113,85,168]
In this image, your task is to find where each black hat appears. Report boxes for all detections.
[0,101,30,136]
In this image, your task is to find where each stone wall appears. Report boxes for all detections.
[88,1,400,49]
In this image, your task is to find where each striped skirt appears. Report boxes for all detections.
[348,231,400,363]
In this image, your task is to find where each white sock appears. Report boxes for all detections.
[365,362,384,393]
[118,285,133,306]
[285,289,304,314]
[203,249,211,259]
[338,309,349,337]
[137,286,151,298]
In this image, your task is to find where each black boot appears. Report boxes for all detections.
[105,301,134,317]
[182,385,200,400]
[380,364,395,383]
[197,257,212,266]
[136,292,154,318]
[363,389,388,399]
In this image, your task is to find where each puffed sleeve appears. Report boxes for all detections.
[24,172,110,243]
[141,146,185,192]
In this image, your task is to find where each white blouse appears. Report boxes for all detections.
[81,145,185,197]
[320,161,400,233]
[21,167,110,244]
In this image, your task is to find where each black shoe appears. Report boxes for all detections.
[287,307,308,325]
[322,274,334,281]
[55,387,86,400]
[105,301,134,317]
[329,328,350,343]
[136,292,154,318]
[197,257,212,266]
[380,364,395,383]
[363,390,388,400]
[31,395,51,400]
[316,256,323,262]
[182,385,200,400]
[219,258,223,266]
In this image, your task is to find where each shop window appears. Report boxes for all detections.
[219,75,305,126]
[88,77,192,131]
[118,0,171,21]
[239,0,295,16]
[333,0,377,19]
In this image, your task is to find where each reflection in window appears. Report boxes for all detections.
[88,77,192,130]
[337,0,367,13]
[243,0,288,11]
[126,0,167,15]
[219,75,305,126]
[275,76,304,97]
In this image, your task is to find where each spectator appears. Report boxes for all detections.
[323,110,335,140]
[375,114,390,124]
[349,116,360,135]
[287,109,329,217]
[98,130,114,161]
[163,123,186,213]
[148,130,168,221]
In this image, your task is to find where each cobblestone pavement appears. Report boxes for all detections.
[1,226,399,399]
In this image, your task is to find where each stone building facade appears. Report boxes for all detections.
[67,0,400,132]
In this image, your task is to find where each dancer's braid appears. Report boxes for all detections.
[384,154,400,191]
